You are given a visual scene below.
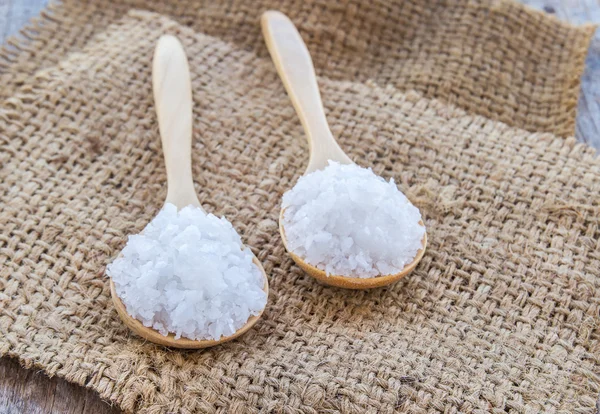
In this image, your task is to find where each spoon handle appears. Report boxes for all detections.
[152,35,202,210]
[261,11,352,174]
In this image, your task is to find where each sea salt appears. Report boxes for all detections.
[106,203,267,341]
[282,161,425,278]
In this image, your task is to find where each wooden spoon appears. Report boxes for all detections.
[262,11,427,289]
[110,35,268,348]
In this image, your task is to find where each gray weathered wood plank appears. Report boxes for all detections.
[0,0,48,42]
[0,357,119,414]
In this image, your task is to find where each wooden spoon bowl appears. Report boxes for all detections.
[110,258,268,348]
[279,210,427,289]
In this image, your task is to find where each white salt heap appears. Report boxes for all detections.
[107,204,267,341]
[282,161,425,278]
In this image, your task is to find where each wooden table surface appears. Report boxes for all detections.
[0,1,599,413]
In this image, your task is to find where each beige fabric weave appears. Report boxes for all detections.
[0,1,598,413]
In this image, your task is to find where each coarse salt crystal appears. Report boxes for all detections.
[107,203,267,341]
[282,161,425,278]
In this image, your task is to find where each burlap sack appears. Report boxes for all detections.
[1,1,598,412]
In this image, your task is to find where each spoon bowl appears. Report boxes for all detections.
[109,34,268,348]
[263,11,427,288]
[110,258,268,348]
[279,210,427,289]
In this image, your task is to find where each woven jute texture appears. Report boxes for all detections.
[1,1,599,413]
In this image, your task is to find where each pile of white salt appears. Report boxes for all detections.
[282,161,425,278]
[106,203,267,341]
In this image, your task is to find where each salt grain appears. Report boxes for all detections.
[107,204,267,341]
[282,161,425,278]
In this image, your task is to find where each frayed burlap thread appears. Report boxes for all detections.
[0,2,599,413]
